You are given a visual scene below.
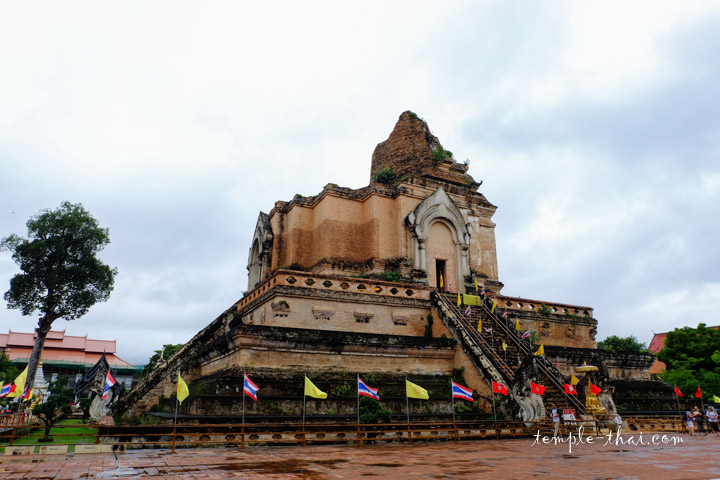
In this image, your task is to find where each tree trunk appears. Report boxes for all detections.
[24,315,56,393]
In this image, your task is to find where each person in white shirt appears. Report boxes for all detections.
[550,403,561,438]
[706,406,718,437]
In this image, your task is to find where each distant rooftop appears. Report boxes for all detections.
[0,329,137,372]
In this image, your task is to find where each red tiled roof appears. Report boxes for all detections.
[0,330,134,368]
[648,333,667,354]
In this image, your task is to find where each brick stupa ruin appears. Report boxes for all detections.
[119,112,658,421]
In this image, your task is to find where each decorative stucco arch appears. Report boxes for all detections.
[405,187,471,291]
[247,212,273,289]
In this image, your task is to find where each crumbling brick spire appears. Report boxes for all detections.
[370,111,476,187]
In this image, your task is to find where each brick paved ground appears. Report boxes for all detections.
[1,434,719,479]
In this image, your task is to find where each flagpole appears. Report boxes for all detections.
[174,396,178,426]
[303,374,307,427]
[451,378,456,424]
[675,386,682,428]
[357,374,360,425]
[405,376,410,426]
[492,392,497,423]
[242,369,246,426]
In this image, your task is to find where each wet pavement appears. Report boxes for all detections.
[1,434,719,479]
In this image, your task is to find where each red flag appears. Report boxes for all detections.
[674,386,683,397]
[564,384,578,395]
[589,382,602,395]
[492,381,508,396]
[530,382,545,395]
[696,386,702,398]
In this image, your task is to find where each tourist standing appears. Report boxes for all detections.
[551,403,561,438]
[706,406,719,436]
[685,407,696,436]
[694,406,707,435]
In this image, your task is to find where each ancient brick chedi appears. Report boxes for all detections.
[119,112,653,420]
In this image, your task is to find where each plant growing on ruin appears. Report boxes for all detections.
[538,304,551,316]
[373,166,396,184]
[382,271,400,282]
[333,381,352,397]
[424,314,434,338]
[432,145,453,163]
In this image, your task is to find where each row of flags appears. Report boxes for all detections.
[462,299,545,357]
[674,385,720,403]
[0,365,33,400]
[489,379,601,397]
[175,373,479,404]
[1,367,119,403]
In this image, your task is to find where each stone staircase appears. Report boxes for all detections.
[432,292,585,419]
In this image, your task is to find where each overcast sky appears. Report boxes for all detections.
[1,1,719,365]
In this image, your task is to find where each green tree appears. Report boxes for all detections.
[0,352,20,385]
[657,323,720,399]
[597,335,649,354]
[1,202,117,392]
[142,344,184,378]
[33,377,74,437]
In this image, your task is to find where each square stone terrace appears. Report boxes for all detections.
[1,434,718,479]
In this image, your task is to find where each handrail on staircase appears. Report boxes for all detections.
[433,292,515,382]
[439,292,585,414]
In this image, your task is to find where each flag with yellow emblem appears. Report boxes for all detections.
[406,380,429,400]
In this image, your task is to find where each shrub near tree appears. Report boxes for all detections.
[1,202,117,392]
[657,323,720,400]
[33,378,74,438]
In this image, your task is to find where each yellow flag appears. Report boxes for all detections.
[177,373,189,404]
[304,377,327,399]
[534,344,545,356]
[502,341,507,351]
[440,273,444,288]
[491,300,496,313]
[570,375,580,386]
[515,318,521,331]
[406,380,429,400]
[11,365,28,397]
[477,317,482,332]
[474,278,478,292]
[713,395,720,403]
[457,293,461,307]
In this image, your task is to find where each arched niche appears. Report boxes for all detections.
[247,212,273,290]
[405,187,471,292]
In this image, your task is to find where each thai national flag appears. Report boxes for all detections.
[358,377,380,400]
[464,306,471,316]
[243,374,259,401]
[102,372,116,399]
[0,383,10,397]
[451,381,474,402]
[521,330,530,338]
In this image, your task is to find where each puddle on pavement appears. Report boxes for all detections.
[216,459,334,478]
